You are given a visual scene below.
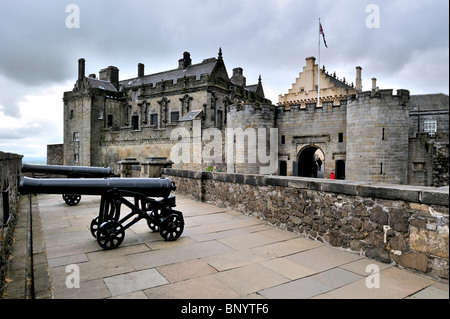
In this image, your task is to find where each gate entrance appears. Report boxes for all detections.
[296,146,324,178]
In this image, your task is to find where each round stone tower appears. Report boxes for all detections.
[345,89,410,184]
[226,103,277,174]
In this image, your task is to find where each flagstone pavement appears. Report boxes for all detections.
[7,194,449,300]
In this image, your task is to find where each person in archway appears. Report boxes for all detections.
[317,157,322,171]
[312,159,318,178]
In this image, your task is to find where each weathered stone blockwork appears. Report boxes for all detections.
[162,168,449,280]
[0,151,23,296]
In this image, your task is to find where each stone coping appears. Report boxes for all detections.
[161,168,449,208]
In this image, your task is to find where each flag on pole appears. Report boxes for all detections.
[319,22,328,48]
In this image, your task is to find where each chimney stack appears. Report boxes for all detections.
[305,57,316,92]
[371,78,378,96]
[230,67,246,87]
[78,58,85,81]
[179,51,192,69]
[355,66,362,91]
[138,63,145,78]
[99,66,120,91]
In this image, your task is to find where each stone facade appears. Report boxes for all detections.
[63,49,270,174]
[162,168,449,280]
[46,144,64,165]
[0,151,23,295]
[276,57,448,186]
[59,51,449,186]
[278,56,359,107]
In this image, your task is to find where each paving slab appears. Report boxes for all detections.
[103,268,168,296]
[260,258,317,280]
[213,263,290,296]
[143,275,240,299]
[24,193,448,300]
[259,276,332,299]
[407,286,450,299]
[156,259,218,283]
[285,245,363,272]
[126,241,235,270]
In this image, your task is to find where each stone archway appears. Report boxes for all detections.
[297,146,324,178]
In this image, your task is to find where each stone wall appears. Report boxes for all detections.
[46,144,64,165]
[0,151,23,295]
[162,168,449,280]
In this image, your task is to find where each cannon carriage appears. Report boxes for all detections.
[19,176,185,249]
[21,164,115,206]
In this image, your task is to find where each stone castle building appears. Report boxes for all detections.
[63,49,270,175]
[59,50,449,186]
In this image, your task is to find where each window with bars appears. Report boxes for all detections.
[171,111,180,123]
[424,120,437,133]
[150,114,158,128]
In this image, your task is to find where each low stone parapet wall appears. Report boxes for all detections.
[162,168,449,280]
[1,151,23,296]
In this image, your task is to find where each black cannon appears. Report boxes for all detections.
[21,164,115,206]
[19,176,184,249]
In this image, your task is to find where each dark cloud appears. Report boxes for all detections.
[0,0,448,158]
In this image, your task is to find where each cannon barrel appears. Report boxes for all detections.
[21,164,114,178]
[19,177,176,198]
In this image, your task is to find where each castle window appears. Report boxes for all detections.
[382,128,385,140]
[73,132,80,142]
[171,111,180,123]
[131,115,139,130]
[150,114,158,128]
[424,120,436,134]
[107,115,113,127]
[217,110,223,130]
[74,154,79,163]
[281,135,286,145]
[70,110,74,119]
[98,110,103,120]
[338,133,343,143]
[380,163,383,175]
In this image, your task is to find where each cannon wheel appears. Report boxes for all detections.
[90,216,99,238]
[62,194,81,206]
[97,220,125,250]
[160,213,184,241]
[146,210,162,232]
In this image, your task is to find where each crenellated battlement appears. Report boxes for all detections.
[348,88,410,104]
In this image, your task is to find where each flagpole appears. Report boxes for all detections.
[317,18,321,108]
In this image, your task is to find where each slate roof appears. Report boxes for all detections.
[410,93,449,111]
[119,58,219,89]
[246,84,258,92]
[86,77,118,92]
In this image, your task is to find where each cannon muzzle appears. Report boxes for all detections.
[19,177,176,198]
[21,164,114,178]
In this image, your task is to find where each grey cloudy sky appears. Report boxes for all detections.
[0,0,448,161]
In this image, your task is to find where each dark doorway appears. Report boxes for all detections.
[336,160,345,179]
[297,146,324,178]
[279,161,287,176]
